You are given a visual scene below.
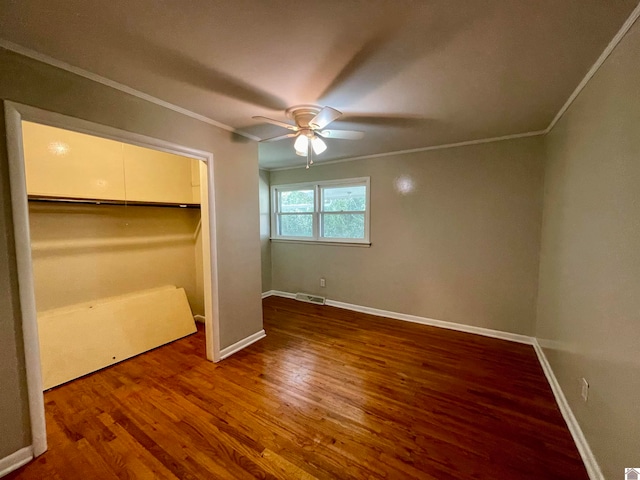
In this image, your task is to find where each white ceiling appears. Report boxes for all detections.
[0,0,637,169]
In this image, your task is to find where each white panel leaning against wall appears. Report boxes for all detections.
[22,121,205,386]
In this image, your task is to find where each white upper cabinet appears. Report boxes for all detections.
[23,121,127,201]
[123,143,194,205]
[22,121,200,205]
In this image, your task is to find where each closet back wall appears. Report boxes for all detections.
[28,202,203,315]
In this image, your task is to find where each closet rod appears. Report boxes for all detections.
[28,195,200,209]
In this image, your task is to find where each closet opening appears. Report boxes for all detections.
[4,101,220,458]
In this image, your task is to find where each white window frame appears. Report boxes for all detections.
[270,177,370,245]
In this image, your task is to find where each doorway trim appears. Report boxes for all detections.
[3,101,221,458]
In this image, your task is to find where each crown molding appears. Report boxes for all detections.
[0,37,548,171]
[267,2,640,172]
[3,1,640,168]
[0,39,260,141]
[268,129,546,171]
[545,2,640,133]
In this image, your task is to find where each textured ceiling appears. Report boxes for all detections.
[0,0,637,168]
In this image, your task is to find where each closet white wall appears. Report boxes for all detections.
[22,121,205,316]
[28,203,203,314]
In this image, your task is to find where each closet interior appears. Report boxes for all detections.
[21,121,205,389]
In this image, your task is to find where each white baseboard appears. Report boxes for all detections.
[263,290,600,478]
[326,298,534,345]
[532,340,603,480]
[262,290,294,299]
[0,446,33,478]
[264,290,533,345]
[193,314,206,324]
[219,329,266,360]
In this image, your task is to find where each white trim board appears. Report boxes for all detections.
[268,130,547,172]
[0,447,33,478]
[0,38,546,167]
[545,2,640,133]
[264,290,295,299]
[3,1,640,173]
[0,39,259,142]
[263,291,533,345]
[267,2,640,172]
[4,103,48,457]
[219,329,266,360]
[5,102,221,362]
[3,100,222,466]
[326,298,534,345]
[532,341,604,480]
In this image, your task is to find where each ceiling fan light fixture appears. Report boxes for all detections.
[255,105,363,166]
[311,136,327,155]
[294,134,308,155]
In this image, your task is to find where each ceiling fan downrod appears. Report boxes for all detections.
[306,143,314,169]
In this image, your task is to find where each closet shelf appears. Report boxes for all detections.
[28,195,200,209]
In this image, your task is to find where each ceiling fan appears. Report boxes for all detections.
[253,105,364,168]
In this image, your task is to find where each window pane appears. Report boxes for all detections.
[279,189,314,213]
[322,185,366,212]
[279,214,313,237]
[321,213,365,239]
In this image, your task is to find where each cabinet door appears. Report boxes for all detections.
[191,159,202,204]
[23,121,126,200]
[123,144,195,204]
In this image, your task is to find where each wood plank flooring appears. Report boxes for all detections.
[7,296,587,479]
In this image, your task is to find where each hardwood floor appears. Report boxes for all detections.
[7,296,587,479]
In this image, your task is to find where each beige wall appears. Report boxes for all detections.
[259,169,271,293]
[0,47,262,458]
[270,136,545,336]
[28,203,202,314]
[536,19,640,480]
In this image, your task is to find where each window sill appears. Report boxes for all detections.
[270,238,371,247]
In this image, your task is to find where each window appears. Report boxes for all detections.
[271,177,370,244]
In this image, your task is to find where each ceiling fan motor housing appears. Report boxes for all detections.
[254,105,363,164]
[285,105,322,129]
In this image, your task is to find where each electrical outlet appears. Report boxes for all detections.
[581,378,589,402]
[320,277,326,288]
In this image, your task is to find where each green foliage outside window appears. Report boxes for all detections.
[280,214,313,237]
[275,181,368,241]
[321,186,366,238]
[279,190,314,212]
[322,213,365,238]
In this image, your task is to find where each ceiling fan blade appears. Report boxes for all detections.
[259,132,298,143]
[130,37,287,110]
[252,116,298,131]
[318,129,364,140]
[309,107,342,129]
